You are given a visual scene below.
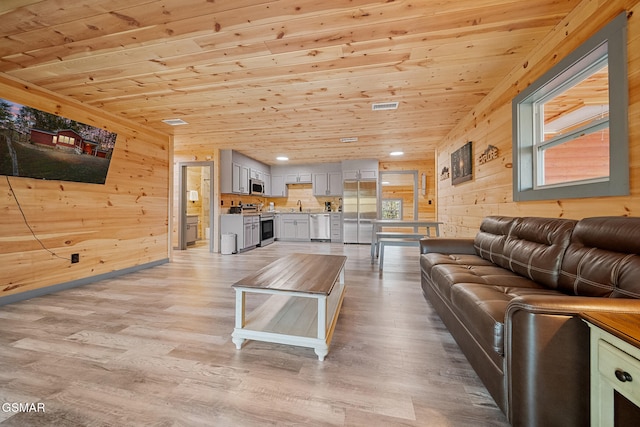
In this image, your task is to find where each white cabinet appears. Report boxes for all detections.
[270,175,287,197]
[279,214,310,241]
[343,169,377,180]
[330,213,343,242]
[359,169,378,180]
[186,215,198,245]
[221,149,270,195]
[232,162,250,194]
[584,313,640,426]
[220,214,260,252]
[243,215,260,248]
[250,169,262,180]
[342,159,378,181]
[285,171,312,184]
[313,172,343,196]
[263,172,271,196]
[274,214,281,239]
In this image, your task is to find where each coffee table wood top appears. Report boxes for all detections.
[232,253,347,295]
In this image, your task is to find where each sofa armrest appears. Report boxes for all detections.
[506,294,640,317]
[419,238,476,255]
[504,295,640,426]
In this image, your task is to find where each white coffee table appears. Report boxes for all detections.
[231,253,347,361]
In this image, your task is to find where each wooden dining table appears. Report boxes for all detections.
[370,219,443,263]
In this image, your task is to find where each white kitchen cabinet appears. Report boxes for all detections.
[220,214,260,252]
[358,169,377,180]
[221,149,270,195]
[231,163,250,194]
[342,159,378,181]
[270,174,287,197]
[279,214,310,241]
[263,172,271,196]
[330,213,343,242]
[274,214,281,239]
[285,171,312,184]
[343,169,377,180]
[313,172,343,196]
[250,169,261,180]
[243,215,260,248]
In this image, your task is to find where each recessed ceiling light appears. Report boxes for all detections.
[390,151,404,156]
[162,118,189,126]
[276,156,289,161]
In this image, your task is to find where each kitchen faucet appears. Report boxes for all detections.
[297,200,302,212]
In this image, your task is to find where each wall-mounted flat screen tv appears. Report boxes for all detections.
[0,98,117,184]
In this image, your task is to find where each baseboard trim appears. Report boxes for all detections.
[0,258,170,306]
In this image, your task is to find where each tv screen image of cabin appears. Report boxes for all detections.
[0,98,117,184]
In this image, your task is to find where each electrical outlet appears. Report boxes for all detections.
[71,253,79,264]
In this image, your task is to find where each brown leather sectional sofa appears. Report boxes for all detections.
[420,216,640,426]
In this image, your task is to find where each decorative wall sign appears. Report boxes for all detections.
[478,144,499,164]
[451,141,473,185]
[439,166,450,181]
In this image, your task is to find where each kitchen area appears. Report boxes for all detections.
[218,149,380,253]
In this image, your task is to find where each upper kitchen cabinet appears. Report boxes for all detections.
[313,172,343,196]
[270,174,287,197]
[220,150,270,195]
[232,162,249,194]
[285,170,312,184]
[342,159,378,181]
[273,163,343,196]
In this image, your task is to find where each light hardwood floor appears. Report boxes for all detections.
[0,242,510,426]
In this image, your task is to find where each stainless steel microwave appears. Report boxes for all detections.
[250,179,264,195]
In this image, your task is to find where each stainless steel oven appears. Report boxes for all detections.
[259,212,274,246]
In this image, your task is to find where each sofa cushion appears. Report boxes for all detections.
[425,257,543,302]
[421,252,494,270]
[501,217,576,290]
[474,216,517,269]
[450,283,562,359]
[559,216,640,298]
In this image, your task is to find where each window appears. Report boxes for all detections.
[512,12,628,201]
[382,199,402,219]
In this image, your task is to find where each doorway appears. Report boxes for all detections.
[179,161,214,252]
[378,170,419,221]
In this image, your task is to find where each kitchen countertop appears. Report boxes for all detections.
[222,211,342,215]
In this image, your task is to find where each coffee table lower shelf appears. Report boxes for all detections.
[231,280,346,361]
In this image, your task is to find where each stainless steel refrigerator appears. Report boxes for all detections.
[342,179,377,244]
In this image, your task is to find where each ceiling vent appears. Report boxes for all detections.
[162,118,189,126]
[371,102,399,111]
[340,137,359,143]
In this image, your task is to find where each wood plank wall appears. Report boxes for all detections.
[0,74,170,300]
[436,0,640,237]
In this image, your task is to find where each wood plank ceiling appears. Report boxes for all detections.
[0,0,581,165]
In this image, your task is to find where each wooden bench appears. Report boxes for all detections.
[369,220,442,270]
[377,234,426,271]
[370,232,426,262]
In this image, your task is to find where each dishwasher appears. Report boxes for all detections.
[310,213,331,241]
